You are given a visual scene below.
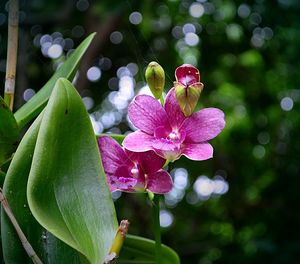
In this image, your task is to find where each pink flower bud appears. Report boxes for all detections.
[174,64,204,116]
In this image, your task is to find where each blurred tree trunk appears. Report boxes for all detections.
[75,7,123,94]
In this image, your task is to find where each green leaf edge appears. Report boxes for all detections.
[14,33,96,130]
[119,234,180,264]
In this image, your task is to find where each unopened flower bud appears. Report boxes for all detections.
[174,82,203,116]
[145,61,165,99]
[174,64,204,116]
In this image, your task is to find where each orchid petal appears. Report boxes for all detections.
[182,142,213,161]
[180,108,225,143]
[128,95,170,134]
[106,170,137,193]
[152,139,181,161]
[164,88,186,128]
[123,131,154,152]
[114,165,146,192]
[154,126,171,139]
[125,150,165,174]
[106,175,118,192]
[98,136,133,175]
[175,64,200,86]
[147,170,173,194]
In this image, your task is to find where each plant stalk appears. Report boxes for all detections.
[4,0,19,111]
[153,194,161,263]
[0,189,43,264]
[105,219,129,264]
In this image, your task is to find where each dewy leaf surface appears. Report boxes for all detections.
[14,33,95,130]
[1,113,80,264]
[27,78,118,264]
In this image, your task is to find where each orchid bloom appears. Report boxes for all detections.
[98,136,173,194]
[174,64,204,117]
[123,88,225,162]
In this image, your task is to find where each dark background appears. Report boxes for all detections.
[1,0,300,263]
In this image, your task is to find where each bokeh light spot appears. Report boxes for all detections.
[252,145,266,159]
[184,32,199,46]
[87,66,101,82]
[23,89,36,102]
[129,11,143,25]
[280,97,294,111]
[76,0,89,11]
[189,3,204,18]
[47,44,63,59]
[237,4,251,18]
[110,31,123,44]
[160,210,174,228]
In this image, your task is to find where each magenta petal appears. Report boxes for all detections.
[113,177,138,192]
[182,142,213,161]
[106,175,118,192]
[154,126,171,139]
[147,170,173,194]
[98,136,133,175]
[180,108,225,143]
[114,166,142,192]
[152,139,181,161]
[128,95,170,134]
[164,88,186,128]
[175,64,200,86]
[125,150,165,174]
[123,131,154,152]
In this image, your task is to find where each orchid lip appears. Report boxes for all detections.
[167,129,186,144]
[154,126,186,144]
[167,130,181,142]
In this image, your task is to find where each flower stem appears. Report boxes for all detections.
[4,0,19,111]
[105,219,130,263]
[153,194,161,263]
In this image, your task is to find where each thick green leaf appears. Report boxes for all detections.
[14,33,95,130]
[1,113,81,264]
[27,78,118,264]
[0,96,19,165]
[119,235,180,264]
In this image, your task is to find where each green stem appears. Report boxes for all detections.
[105,219,129,263]
[153,194,161,263]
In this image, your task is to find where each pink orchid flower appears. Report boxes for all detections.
[98,136,173,194]
[123,88,225,162]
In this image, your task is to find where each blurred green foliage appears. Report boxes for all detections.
[1,0,300,263]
